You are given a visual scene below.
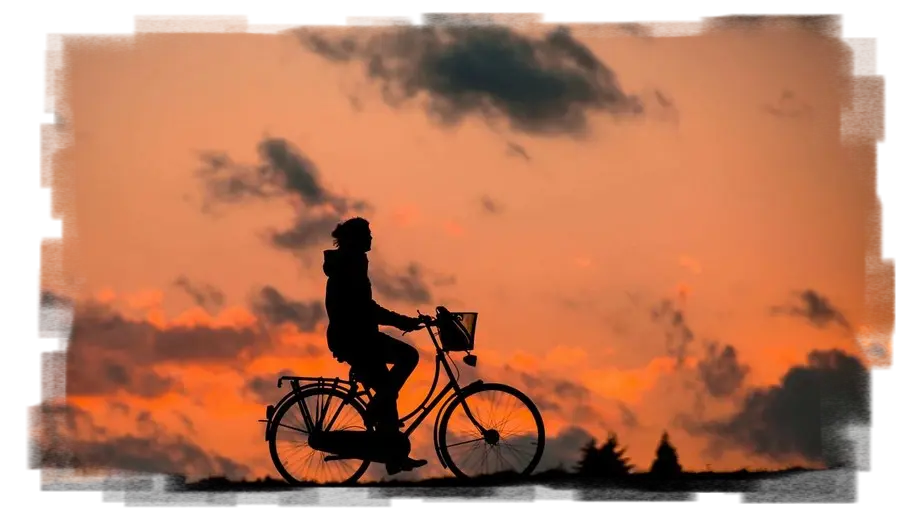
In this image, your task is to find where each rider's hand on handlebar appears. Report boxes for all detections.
[398,316,425,334]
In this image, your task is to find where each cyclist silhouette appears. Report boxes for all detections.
[322,217,428,474]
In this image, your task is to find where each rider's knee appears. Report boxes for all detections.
[404,345,419,368]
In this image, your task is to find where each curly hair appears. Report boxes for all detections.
[331,217,370,248]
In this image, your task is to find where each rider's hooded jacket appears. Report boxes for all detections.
[322,248,414,362]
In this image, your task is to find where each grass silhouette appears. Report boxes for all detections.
[7,464,916,507]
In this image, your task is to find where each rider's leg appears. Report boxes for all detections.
[349,359,397,431]
[371,333,426,473]
[373,332,420,395]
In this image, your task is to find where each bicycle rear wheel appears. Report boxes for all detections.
[268,386,371,485]
[437,382,545,479]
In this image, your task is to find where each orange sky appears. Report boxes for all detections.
[38,19,891,482]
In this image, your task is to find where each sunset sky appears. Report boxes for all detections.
[37,17,890,482]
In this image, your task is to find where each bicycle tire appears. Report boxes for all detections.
[268,385,372,485]
[437,382,545,479]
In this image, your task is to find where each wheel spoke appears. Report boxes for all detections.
[446,436,485,448]
[439,385,544,479]
[269,388,370,485]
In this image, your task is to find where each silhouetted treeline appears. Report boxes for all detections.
[575,430,683,479]
[649,431,683,478]
[17,432,916,494]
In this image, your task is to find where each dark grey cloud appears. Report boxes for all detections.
[196,138,369,255]
[707,8,913,32]
[697,341,750,398]
[65,301,263,398]
[650,299,695,367]
[246,369,296,405]
[711,8,841,30]
[506,365,598,424]
[173,276,225,313]
[40,290,72,309]
[505,141,531,161]
[251,286,326,333]
[617,402,641,429]
[616,16,654,41]
[370,262,433,304]
[763,90,812,118]
[32,402,249,481]
[702,349,870,468]
[298,25,642,136]
[479,195,504,214]
[488,423,592,475]
[534,425,593,472]
[770,289,887,357]
[199,142,453,297]
[772,289,851,330]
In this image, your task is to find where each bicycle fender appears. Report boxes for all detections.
[264,381,364,440]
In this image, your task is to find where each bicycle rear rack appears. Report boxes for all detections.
[262,375,366,439]
[276,375,358,388]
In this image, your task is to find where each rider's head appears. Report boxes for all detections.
[332,217,372,252]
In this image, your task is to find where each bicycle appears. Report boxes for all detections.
[258,306,546,485]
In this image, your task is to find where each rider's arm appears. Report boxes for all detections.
[371,300,416,330]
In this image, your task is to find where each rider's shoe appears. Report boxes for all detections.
[385,457,428,475]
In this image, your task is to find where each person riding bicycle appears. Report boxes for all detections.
[322,216,428,475]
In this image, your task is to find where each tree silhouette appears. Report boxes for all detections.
[649,431,683,478]
[576,433,633,478]
[576,439,601,475]
[23,439,103,485]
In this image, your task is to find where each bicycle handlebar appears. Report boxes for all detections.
[400,311,437,336]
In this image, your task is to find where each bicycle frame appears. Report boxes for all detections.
[265,319,487,464]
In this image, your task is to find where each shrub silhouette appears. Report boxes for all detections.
[23,439,103,485]
[649,431,683,477]
[576,433,633,477]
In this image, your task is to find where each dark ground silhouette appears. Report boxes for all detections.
[14,432,916,500]
[7,467,916,502]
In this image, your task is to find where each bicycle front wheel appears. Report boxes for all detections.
[437,382,545,479]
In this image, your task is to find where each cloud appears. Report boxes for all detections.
[535,425,594,472]
[701,349,870,468]
[246,369,296,405]
[709,7,913,32]
[173,276,225,313]
[32,402,250,481]
[712,8,843,30]
[505,141,531,161]
[66,301,263,398]
[196,138,368,254]
[617,16,654,41]
[650,299,695,368]
[251,286,326,333]
[479,195,504,214]
[617,402,641,429]
[504,365,603,426]
[370,262,433,304]
[298,25,642,136]
[763,90,812,118]
[772,289,851,330]
[697,341,750,398]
